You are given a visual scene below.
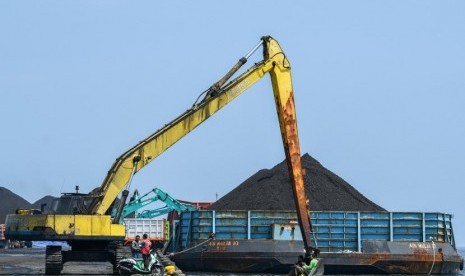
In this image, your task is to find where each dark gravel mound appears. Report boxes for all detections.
[32,196,58,213]
[0,187,32,224]
[208,153,385,211]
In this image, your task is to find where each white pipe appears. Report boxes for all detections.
[427,238,436,275]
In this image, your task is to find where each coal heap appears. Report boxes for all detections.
[0,187,58,224]
[0,187,32,224]
[209,153,385,211]
[32,196,57,212]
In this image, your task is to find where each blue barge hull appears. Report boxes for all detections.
[171,211,463,274]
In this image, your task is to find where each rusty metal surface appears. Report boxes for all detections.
[321,252,462,274]
[175,249,463,274]
[173,239,463,274]
[363,240,460,256]
[266,35,313,254]
[176,250,463,274]
[281,93,314,254]
[322,241,462,274]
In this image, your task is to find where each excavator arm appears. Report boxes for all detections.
[87,35,313,253]
[5,36,315,275]
[87,39,267,215]
[118,188,197,222]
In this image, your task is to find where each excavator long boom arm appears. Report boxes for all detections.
[88,36,314,253]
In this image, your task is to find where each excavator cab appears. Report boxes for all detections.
[50,193,97,215]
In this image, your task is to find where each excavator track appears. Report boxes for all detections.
[112,241,130,274]
[45,245,63,275]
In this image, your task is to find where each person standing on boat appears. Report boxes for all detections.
[289,249,321,276]
[130,235,142,259]
[303,251,319,275]
[140,233,152,271]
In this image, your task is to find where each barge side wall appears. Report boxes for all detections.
[175,211,455,253]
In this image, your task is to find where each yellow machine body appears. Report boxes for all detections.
[6,214,125,240]
[5,36,312,252]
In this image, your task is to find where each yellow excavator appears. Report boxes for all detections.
[5,36,315,274]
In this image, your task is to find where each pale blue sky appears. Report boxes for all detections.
[1,1,464,246]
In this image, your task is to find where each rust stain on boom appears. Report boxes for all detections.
[282,94,314,253]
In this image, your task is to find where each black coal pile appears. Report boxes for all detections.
[0,187,58,224]
[32,196,57,212]
[208,153,385,211]
[0,187,32,224]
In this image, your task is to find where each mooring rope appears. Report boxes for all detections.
[171,234,215,255]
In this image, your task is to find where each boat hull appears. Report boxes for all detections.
[173,240,463,274]
[172,211,463,274]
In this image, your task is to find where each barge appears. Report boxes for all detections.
[170,210,463,274]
